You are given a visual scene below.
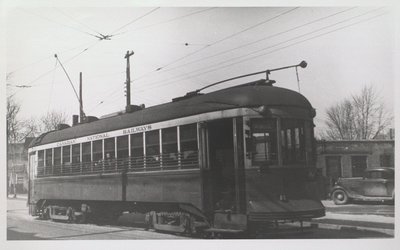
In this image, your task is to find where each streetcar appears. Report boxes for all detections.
[27,62,325,236]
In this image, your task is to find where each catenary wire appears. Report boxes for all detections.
[110,7,161,35]
[119,7,217,35]
[22,40,101,88]
[53,7,103,36]
[156,7,357,75]
[132,7,299,84]
[8,40,95,74]
[17,8,99,39]
[155,7,300,72]
[135,8,385,92]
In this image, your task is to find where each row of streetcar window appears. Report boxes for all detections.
[36,123,198,176]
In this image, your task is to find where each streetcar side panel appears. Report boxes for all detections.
[126,170,202,208]
[32,175,122,202]
[31,171,203,210]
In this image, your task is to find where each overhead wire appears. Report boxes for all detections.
[17,8,99,39]
[154,7,300,72]
[10,7,161,108]
[120,7,217,35]
[156,7,357,75]
[8,40,95,74]
[54,7,103,36]
[110,7,161,36]
[14,7,210,107]
[135,8,386,94]
[131,7,300,86]
[21,40,101,88]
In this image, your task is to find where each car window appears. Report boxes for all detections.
[367,170,393,179]
[368,171,382,179]
[382,171,394,179]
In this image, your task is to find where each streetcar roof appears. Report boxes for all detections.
[29,81,313,147]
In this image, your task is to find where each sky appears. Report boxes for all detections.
[3,1,397,137]
[1,0,399,249]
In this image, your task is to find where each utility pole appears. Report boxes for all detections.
[124,50,134,112]
[79,72,85,123]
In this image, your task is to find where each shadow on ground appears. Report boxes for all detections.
[7,227,47,240]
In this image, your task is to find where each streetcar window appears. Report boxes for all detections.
[82,142,91,163]
[72,144,80,165]
[53,147,61,175]
[62,145,71,164]
[146,130,160,155]
[146,130,160,170]
[281,119,306,164]
[162,127,178,168]
[38,150,44,176]
[92,140,103,172]
[45,149,52,166]
[117,135,129,159]
[304,121,314,163]
[104,138,115,171]
[104,138,115,159]
[92,140,103,162]
[250,118,277,166]
[131,133,144,170]
[180,123,198,169]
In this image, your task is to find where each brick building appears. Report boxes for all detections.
[316,140,395,194]
[7,138,34,194]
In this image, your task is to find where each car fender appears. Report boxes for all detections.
[330,185,354,199]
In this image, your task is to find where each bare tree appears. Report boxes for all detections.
[38,111,69,133]
[323,85,392,140]
[6,95,21,143]
[14,111,69,141]
[19,118,41,139]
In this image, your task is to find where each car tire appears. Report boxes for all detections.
[332,189,348,205]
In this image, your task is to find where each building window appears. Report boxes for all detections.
[351,155,367,177]
[380,154,393,168]
[325,156,342,185]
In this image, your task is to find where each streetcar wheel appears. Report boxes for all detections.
[332,190,349,205]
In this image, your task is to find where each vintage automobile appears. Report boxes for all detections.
[331,168,394,205]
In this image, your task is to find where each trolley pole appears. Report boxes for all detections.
[79,72,84,123]
[124,50,134,112]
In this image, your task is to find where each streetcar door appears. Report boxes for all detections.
[204,118,237,213]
